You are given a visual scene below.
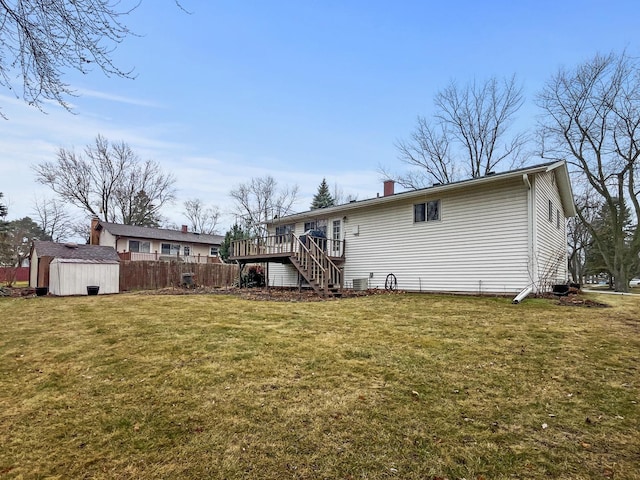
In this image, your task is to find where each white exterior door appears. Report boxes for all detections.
[332,219,342,255]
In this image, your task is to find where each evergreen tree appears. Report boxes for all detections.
[219,224,249,261]
[311,178,335,210]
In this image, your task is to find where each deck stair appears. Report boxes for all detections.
[290,234,342,297]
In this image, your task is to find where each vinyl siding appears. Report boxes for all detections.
[267,177,532,294]
[341,178,530,294]
[533,171,568,286]
[101,230,216,258]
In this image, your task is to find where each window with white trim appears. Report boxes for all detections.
[129,240,150,253]
[210,246,219,256]
[161,243,180,255]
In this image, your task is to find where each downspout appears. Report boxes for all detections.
[523,173,538,295]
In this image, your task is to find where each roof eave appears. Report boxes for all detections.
[546,161,577,217]
[271,162,572,225]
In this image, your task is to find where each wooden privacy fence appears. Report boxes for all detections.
[120,261,239,291]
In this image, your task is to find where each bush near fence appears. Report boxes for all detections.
[119,261,239,291]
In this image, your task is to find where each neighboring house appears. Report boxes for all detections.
[90,219,224,264]
[230,161,576,297]
[30,240,120,295]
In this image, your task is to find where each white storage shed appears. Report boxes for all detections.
[30,241,120,296]
[49,258,119,296]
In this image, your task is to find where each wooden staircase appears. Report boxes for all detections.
[289,234,342,297]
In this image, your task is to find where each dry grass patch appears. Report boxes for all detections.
[1,292,639,479]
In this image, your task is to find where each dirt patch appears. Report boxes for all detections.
[555,294,609,308]
[131,286,396,302]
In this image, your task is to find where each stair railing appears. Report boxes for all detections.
[293,234,342,294]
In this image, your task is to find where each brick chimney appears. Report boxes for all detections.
[90,216,100,245]
[383,180,395,197]
[181,225,188,233]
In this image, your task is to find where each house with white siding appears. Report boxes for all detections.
[91,219,224,264]
[230,161,576,297]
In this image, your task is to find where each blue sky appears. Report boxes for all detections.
[1,0,638,233]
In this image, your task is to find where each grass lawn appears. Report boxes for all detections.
[1,291,638,479]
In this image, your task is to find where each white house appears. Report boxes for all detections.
[91,219,224,264]
[230,161,576,296]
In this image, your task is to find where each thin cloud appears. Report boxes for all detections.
[74,88,163,108]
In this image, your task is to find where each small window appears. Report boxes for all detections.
[161,243,180,255]
[275,224,294,243]
[129,240,150,253]
[304,219,328,235]
[414,200,440,222]
[183,246,191,256]
[210,246,219,256]
[556,209,561,229]
[548,200,553,222]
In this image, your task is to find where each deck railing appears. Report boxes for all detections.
[231,234,345,259]
[118,252,219,264]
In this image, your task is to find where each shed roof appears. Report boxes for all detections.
[33,240,120,262]
[96,222,223,245]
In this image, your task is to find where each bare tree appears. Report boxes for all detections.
[32,196,73,242]
[437,76,527,178]
[390,75,527,188]
[394,118,457,188]
[332,183,358,205]
[566,204,592,284]
[0,0,138,117]
[537,51,640,292]
[183,198,221,234]
[33,135,176,226]
[229,176,299,236]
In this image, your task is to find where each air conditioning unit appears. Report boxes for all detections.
[352,278,368,291]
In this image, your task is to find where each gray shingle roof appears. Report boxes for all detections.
[97,222,223,245]
[33,240,120,262]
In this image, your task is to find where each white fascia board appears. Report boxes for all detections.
[545,161,577,217]
[270,162,568,226]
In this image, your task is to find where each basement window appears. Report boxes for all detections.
[414,200,440,223]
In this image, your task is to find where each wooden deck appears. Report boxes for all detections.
[230,234,345,297]
[230,234,345,264]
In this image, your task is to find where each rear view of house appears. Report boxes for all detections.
[231,161,576,296]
